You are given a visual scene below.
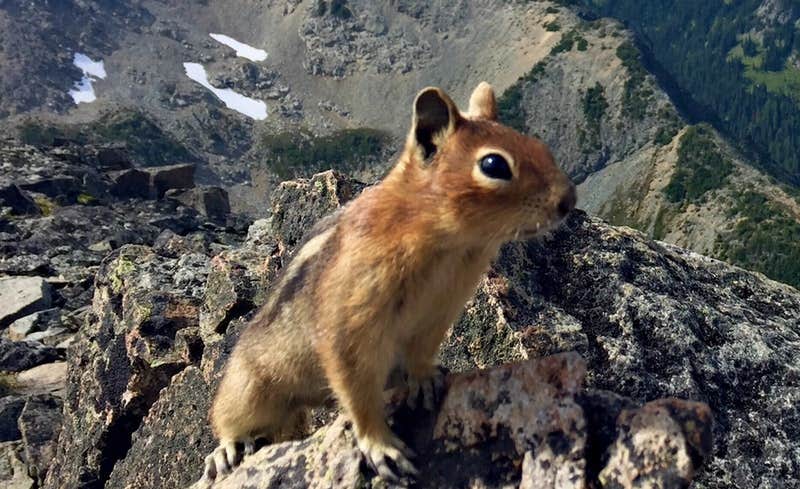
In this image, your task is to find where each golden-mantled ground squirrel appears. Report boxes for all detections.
[203,82,576,484]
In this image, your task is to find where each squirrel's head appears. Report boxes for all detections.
[393,82,576,245]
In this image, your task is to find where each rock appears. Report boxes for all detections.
[107,168,150,199]
[0,397,25,441]
[0,340,61,373]
[0,441,35,489]
[105,367,216,489]
[7,308,61,341]
[0,277,52,328]
[14,362,67,397]
[270,170,365,246]
[600,398,713,488]
[165,186,230,221]
[189,353,712,489]
[0,184,39,216]
[93,146,132,171]
[18,394,63,484]
[18,176,82,203]
[43,245,210,489]
[145,163,195,198]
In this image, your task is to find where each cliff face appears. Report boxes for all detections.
[34,172,800,489]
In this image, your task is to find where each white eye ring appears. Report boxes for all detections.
[472,147,516,188]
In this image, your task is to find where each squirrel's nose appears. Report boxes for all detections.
[557,184,576,217]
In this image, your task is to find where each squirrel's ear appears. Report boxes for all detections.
[408,87,461,161]
[466,82,497,121]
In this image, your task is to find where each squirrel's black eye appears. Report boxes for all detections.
[479,154,513,180]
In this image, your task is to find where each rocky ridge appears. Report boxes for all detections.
[0,139,248,488]
[29,171,800,489]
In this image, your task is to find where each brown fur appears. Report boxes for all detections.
[204,82,575,482]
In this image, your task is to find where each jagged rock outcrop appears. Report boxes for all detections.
[190,354,712,489]
[42,172,800,488]
[0,139,246,487]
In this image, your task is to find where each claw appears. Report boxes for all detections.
[244,438,255,456]
[358,433,419,484]
[406,365,447,411]
[201,437,260,482]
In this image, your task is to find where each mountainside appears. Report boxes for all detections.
[573,0,800,185]
[490,9,800,289]
[2,0,799,289]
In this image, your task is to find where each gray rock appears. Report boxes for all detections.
[7,308,61,341]
[0,340,60,373]
[165,186,230,221]
[188,354,712,489]
[14,362,67,398]
[0,397,25,442]
[0,184,39,216]
[0,277,52,329]
[0,441,35,489]
[145,163,195,198]
[18,394,63,484]
[108,168,150,199]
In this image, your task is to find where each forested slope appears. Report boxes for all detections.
[572,0,800,185]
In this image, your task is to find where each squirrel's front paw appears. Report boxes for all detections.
[358,433,418,485]
[201,438,257,482]
[406,365,446,411]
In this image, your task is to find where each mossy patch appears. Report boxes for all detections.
[77,193,98,205]
[34,195,56,216]
[0,372,18,397]
[110,255,137,294]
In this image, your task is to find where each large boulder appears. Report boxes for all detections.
[45,172,800,489]
[145,164,195,198]
[165,186,231,221]
[0,277,52,329]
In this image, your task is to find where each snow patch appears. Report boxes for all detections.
[183,62,267,120]
[209,33,268,62]
[68,53,107,104]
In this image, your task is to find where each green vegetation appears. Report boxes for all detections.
[34,195,56,216]
[551,29,588,55]
[545,21,562,32]
[717,191,800,289]
[577,0,800,185]
[545,6,560,14]
[581,83,608,151]
[728,43,800,102]
[497,84,527,133]
[616,42,653,120]
[583,83,608,127]
[17,110,192,166]
[664,125,733,203]
[497,60,552,132]
[77,193,98,205]
[258,128,389,179]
